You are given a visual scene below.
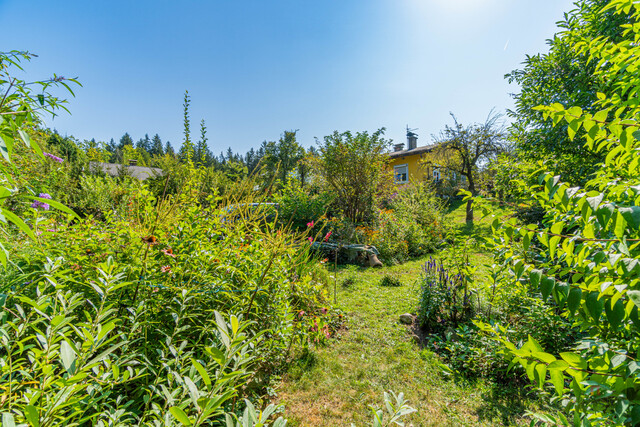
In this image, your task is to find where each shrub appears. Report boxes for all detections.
[418,257,474,334]
[380,274,402,287]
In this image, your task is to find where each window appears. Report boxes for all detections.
[394,164,408,183]
[433,168,441,182]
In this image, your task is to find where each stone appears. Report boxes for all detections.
[399,313,413,325]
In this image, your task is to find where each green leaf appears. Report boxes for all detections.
[550,369,565,396]
[2,413,16,427]
[585,291,604,321]
[60,340,76,373]
[567,287,582,315]
[24,405,40,427]
[620,206,640,229]
[169,407,192,426]
[25,196,79,220]
[540,277,555,301]
[560,352,587,370]
[534,363,547,389]
[615,211,627,238]
[530,269,542,288]
[596,204,614,228]
[628,291,640,309]
[18,129,43,158]
[1,207,36,239]
[191,359,211,389]
[605,299,625,330]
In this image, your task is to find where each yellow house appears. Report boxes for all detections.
[388,131,437,183]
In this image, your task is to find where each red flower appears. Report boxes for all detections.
[308,237,313,245]
[324,231,332,242]
[307,221,315,228]
[161,265,171,273]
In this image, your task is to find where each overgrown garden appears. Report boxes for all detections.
[1,0,640,425]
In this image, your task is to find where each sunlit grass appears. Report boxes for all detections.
[275,200,544,426]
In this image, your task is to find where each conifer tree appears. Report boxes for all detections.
[151,134,164,156]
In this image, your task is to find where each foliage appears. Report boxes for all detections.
[430,111,507,223]
[379,274,402,287]
[357,391,416,427]
[476,2,640,423]
[0,51,80,267]
[260,131,305,188]
[418,256,474,334]
[505,0,632,185]
[314,129,392,223]
[351,182,445,264]
[274,178,334,231]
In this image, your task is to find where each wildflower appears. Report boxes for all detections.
[320,258,328,264]
[320,307,328,315]
[161,248,176,258]
[323,325,330,338]
[161,265,171,273]
[307,220,315,228]
[142,235,158,245]
[298,310,305,318]
[46,228,56,233]
[31,193,52,210]
[308,237,313,245]
[44,152,64,163]
[323,231,332,242]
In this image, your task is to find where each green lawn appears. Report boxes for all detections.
[275,201,545,426]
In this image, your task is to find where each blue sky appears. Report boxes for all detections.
[1,0,575,154]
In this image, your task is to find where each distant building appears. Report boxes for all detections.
[88,160,164,181]
[388,129,437,183]
[388,129,466,195]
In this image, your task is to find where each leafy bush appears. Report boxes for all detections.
[274,179,333,231]
[379,274,402,287]
[476,2,640,423]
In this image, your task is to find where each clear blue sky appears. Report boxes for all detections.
[1,0,575,154]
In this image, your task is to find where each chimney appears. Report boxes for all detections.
[393,143,405,152]
[407,128,418,150]
[129,159,138,166]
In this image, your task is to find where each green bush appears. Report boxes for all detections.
[379,274,402,287]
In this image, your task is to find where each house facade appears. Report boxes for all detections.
[388,130,437,184]
[388,130,467,194]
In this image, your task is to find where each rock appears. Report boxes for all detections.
[399,313,413,325]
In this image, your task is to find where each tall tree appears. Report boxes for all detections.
[314,129,391,223]
[261,130,305,185]
[118,133,133,149]
[136,133,151,153]
[506,0,632,184]
[165,141,175,157]
[150,134,164,156]
[431,111,506,223]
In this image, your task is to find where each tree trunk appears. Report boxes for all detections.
[466,176,475,224]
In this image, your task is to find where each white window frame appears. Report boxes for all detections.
[433,168,441,182]
[394,164,408,183]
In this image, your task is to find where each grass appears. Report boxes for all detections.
[275,200,545,426]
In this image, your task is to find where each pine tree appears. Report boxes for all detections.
[119,133,133,149]
[151,134,164,156]
[136,133,151,153]
[165,141,175,157]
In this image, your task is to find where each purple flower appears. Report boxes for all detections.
[44,152,64,163]
[31,193,52,210]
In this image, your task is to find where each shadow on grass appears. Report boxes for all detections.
[475,382,540,426]
[286,347,318,381]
